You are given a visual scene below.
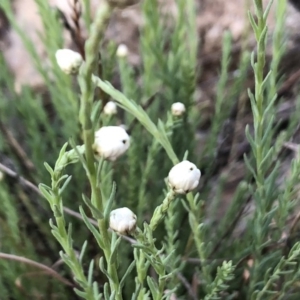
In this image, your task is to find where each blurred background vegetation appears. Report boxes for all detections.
[1,0,300,299]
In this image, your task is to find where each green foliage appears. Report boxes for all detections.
[1,0,300,299]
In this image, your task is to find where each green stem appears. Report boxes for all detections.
[187,193,212,289]
[98,219,121,297]
[134,229,167,300]
[78,2,112,211]
[157,278,167,300]
[149,190,176,231]
[248,0,276,296]
[78,2,122,299]
[135,250,150,299]
[52,181,94,299]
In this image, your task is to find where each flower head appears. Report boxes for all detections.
[94,126,130,161]
[55,49,83,75]
[168,160,201,194]
[116,44,129,58]
[110,207,137,235]
[103,101,117,115]
[171,102,186,116]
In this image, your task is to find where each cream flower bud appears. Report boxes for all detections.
[103,101,117,115]
[94,126,130,161]
[55,49,83,75]
[109,207,137,235]
[168,160,201,194]
[116,44,129,58]
[171,102,186,116]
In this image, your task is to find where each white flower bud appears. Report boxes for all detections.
[103,101,117,115]
[168,160,201,194]
[116,44,129,58]
[109,207,137,235]
[55,49,83,75]
[171,102,186,116]
[94,126,130,161]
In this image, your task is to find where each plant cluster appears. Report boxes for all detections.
[1,0,300,299]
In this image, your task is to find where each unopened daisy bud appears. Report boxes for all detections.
[94,126,130,161]
[116,44,129,58]
[171,102,186,116]
[168,160,201,194]
[110,207,137,235]
[55,49,83,75]
[103,101,117,115]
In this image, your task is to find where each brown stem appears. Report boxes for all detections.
[0,252,73,287]
[0,121,35,172]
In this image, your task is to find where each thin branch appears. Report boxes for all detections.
[0,162,39,192]
[277,69,300,98]
[0,252,73,287]
[0,121,35,172]
[209,195,252,257]
[177,272,198,300]
[70,0,85,59]
[56,0,85,58]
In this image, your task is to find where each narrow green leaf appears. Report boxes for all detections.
[53,205,62,218]
[147,276,159,299]
[109,236,122,265]
[69,138,88,170]
[44,162,54,176]
[82,194,103,219]
[74,288,87,298]
[79,241,88,263]
[59,175,72,195]
[100,259,111,281]
[245,125,256,156]
[104,182,117,220]
[88,259,95,285]
[67,223,73,248]
[248,12,258,37]
[57,142,69,163]
[79,206,104,249]
[258,147,273,170]
[244,154,258,181]
[120,260,136,289]
[39,184,53,202]
[263,0,274,20]
[109,291,116,300]
[103,283,109,300]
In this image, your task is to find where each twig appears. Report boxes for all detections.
[0,252,73,287]
[0,162,136,244]
[57,1,85,59]
[289,211,300,237]
[0,121,35,172]
[0,162,38,191]
[70,0,85,59]
[209,195,252,257]
[177,272,198,300]
[283,141,300,153]
[277,69,300,98]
